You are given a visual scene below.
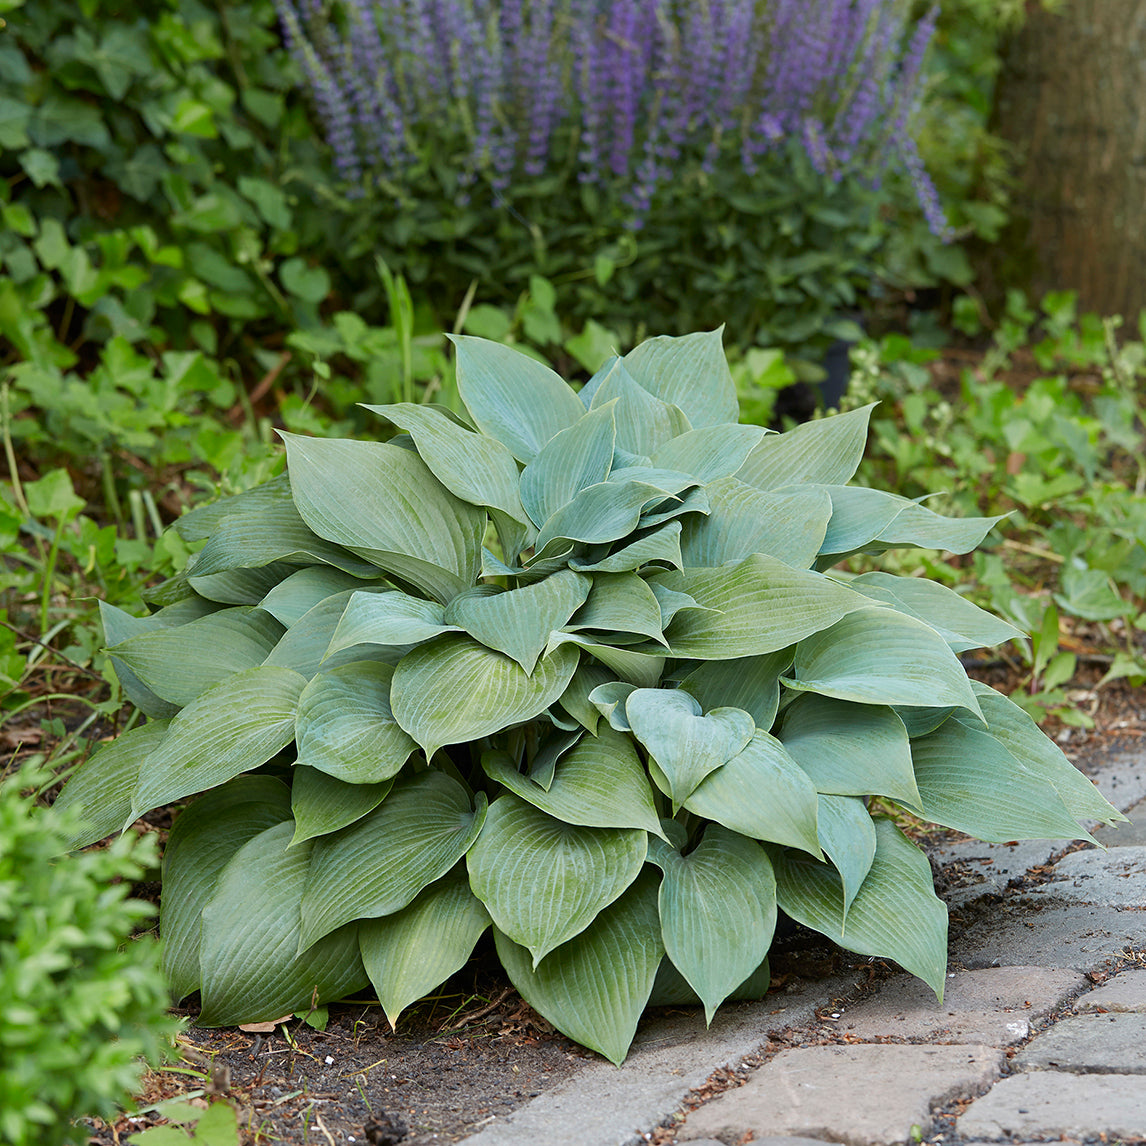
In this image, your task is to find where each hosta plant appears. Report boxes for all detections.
[59,331,1122,1064]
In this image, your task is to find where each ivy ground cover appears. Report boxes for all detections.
[57,331,1122,1064]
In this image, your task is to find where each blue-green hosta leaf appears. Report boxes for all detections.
[189,563,297,606]
[261,567,380,628]
[362,402,529,549]
[566,573,667,646]
[520,402,617,528]
[646,826,777,1024]
[736,403,877,491]
[173,473,292,542]
[848,571,1024,652]
[651,424,768,482]
[481,727,662,835]
[264,589,398,679]
[299,770,487,950]
[568,520,684,574]
[391,637,580,759]
[677,649,794,731]
[526,727,582,790]
[652,555,868,659]
[545,631,664,687]
[451,335,584,463]
[468,793,646,965]
[494,869,663,1065]
[557,660,615,732]
[282,433,485,603]
[682,731,822,855]
[909,718,1095,843]
[100,598,219,718]
[649,955,771,1007]
[876,500,1004,555]
[641,487,712,530]
[159,776,292,1001]
[445,570,591,672]
[818,487,1005,562]
[680,479,832,569]
[295,661,417,784]
[815,795,877,922]
[896,706,957,738]
[107,606,285,707]
[817,486,913,559]
[781,608,983,719]
[621,329,739,428]
[966,681,1123,823]
[533,476,686,558]
[197,822,368,1026]
[186,495,379,579]
[324,589,458,659]
[359,869,492,1029]
[777,692,920,808]
[588,359,692,455]
[648,581,713,629]
[54,721,171,850]
[290,765,392,845]
[130,665,307,818]
[774,818,947,999]
[627,690,755,808]
[588,681,637,730]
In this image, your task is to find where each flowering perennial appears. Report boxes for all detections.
[276,0,946,232]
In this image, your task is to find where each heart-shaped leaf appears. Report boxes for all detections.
[107,606,284,707]
[481,726,662,835]
[680,479,832,569]
[588,359,692,455]
[295,661,417,784]
[736,403,876,490]
[621,329,739,428]
[261,567,380,628]
[445,570,591,672]
[160,776,293,1001]
[627,689,755,807]
[520,402,617,527]
[282,433,485,603]
[774,818,947,999]
[299,771,486,949]
[567,520,684,574]
[198,822,368,1026]
[391,637,579,759]
[815,794,877,921]
[290,765,393,845]
[324,589,459,658]
[647,825,777,1023]
[652,555,867,659]
[494,869,663,1064]
[467,793,646,964]
[782,608,983,719]
[131,665,307,818]
[566,573,668,646]
[651,424,768,482]
[682,731,822,855]
[359,869,492,1029]
[451,335,584,462]
[909,718,1094,843]
[777,692,921,808]
[54,720,171,850]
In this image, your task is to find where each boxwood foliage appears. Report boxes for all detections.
[60,331,1121,1064]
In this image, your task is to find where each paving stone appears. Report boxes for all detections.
[948,901,1146,972]
[678,1043,1002,1146]
[1023,845,1146,907]
[837,966,1084,1045]
[1073,967,1146,1012]
[956,1070,1146,1139]
[1014,1012,1146,1073]
[1093,795,1146,848]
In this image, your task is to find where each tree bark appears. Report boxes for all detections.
[989,0,1146,318]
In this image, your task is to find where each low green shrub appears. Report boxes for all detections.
[0,766,177,1146]
[58,331,1121,1064]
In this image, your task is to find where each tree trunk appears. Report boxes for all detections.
[989,0,1146,318]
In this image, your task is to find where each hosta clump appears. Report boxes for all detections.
[60,331,1122,1064]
